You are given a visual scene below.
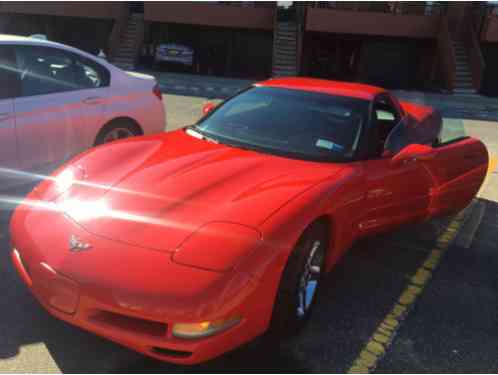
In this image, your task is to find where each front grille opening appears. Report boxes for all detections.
[151,346,193,358]
[89,310,167,338]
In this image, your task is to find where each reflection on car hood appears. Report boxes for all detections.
[57,130,345,251]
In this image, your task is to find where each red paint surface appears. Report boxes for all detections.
[10,79,489,364]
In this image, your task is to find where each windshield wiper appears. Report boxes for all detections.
[185,126,219,144]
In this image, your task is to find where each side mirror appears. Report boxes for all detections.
[202,102,216,115]
[390,144,435,167]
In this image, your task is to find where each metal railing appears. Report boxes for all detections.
[312,1,446,16]
[216,1,275,9]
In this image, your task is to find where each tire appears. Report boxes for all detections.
[94,121,142,146]
[269,221,328,338]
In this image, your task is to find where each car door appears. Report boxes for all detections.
[0,45,21,189]
[357,96,433,236]
[13,45,89,174]
[67,51,110,151]
[423,137,488,216]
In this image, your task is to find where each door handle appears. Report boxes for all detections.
[82,96,102,105]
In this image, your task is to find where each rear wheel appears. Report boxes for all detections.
[269,221,327,337]
[95,121,142,146]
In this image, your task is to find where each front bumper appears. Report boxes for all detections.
[154,55,193,66]
[10,206,266,364]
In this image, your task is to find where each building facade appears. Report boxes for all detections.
[1,1,498,95]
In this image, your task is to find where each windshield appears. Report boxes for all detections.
[193,86,370,162]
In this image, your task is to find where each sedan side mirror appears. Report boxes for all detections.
[202,102,216,115]
[390,144,435,167]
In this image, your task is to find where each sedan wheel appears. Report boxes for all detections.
[95,122,141,146]
[102,127,136,143]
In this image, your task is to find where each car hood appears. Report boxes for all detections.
[49,130,344,252]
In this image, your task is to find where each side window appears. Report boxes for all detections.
[369,94,401,158]
[15,46,78,97]
[373,95,399,124]
[70,53,110,89]
[384,120,410,155]
[0,46,21,99]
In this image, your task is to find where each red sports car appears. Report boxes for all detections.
[10,78,488,364]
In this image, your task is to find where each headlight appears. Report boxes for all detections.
[172,316,241,339]
[172,222,261,272]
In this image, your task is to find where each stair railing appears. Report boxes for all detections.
[108,3,130,62]
[436,15,456,92]
[461,10,486,91]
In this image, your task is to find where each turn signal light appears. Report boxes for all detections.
[172,316,241,339]
[153,84,162,101]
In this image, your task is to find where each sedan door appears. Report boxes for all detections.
[0,45,20,189]
[13,45,88,175]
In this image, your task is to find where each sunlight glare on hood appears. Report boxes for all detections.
[59,199,110,222]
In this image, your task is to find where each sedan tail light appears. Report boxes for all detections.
[153,83,162,101]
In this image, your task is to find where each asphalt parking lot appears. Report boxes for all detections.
[1,90,498,373]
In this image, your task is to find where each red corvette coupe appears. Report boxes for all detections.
[10,78,488,364]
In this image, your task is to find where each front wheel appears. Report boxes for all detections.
[269,222,327,337]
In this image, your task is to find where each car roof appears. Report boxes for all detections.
[0,33,119,72]
[256,77,386,101]
[0,33,80,52]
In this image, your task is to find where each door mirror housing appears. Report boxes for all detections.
[390,144,435,167]
[202,102,216,115]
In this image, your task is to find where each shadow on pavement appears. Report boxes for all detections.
[377,197,498,373]
[0,184,143,373]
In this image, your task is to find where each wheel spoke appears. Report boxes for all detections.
[309,265,321,276]
[296,239,323,318]
[305,280,318,309]
[298,286,306,317]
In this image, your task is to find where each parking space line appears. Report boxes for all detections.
[347,209,469,374]
[478,155,497,196]
[489,156,497,174]
[348,155,497,373]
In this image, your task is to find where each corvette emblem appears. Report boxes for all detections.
[69,235,91,252]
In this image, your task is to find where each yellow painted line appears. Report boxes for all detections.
[347,209,467,374]
[348,159,497,373]
[479,154,497,196]
[487,155,497,175]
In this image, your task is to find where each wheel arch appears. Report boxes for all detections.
[94,117,144,146]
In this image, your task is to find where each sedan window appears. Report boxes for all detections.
[71,54,110,89]
[15,46,79,96]
[0,46,20,99]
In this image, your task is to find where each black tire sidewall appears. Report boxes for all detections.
[95,122,140,146]
[269,222,328,338]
